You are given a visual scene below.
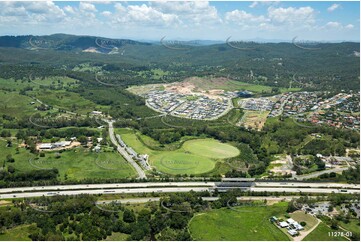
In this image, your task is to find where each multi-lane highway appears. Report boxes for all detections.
[254,182,360,189]
[0,187,210,199]
[0,181,359,199]
[250,187,358,194]
[0,182,215,194]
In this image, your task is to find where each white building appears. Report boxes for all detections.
[279,221,288,228]
[91,111,102,115]
[39,143,53,149]
[288,229,298,236]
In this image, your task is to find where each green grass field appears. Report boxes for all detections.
[0,140,136,181]
[0,91,36,118]
[189,202,290,241]
[31,90,105,115]
[105,232,129,241]
[0,224,32,241]
[0,76,78,90]
[184,77,300,94]
[0,76,106,118]
[182,139,240,159]
[289,211,319,231]
[339,219,360,235]
[116,129,239,175]
[303,222,348,241]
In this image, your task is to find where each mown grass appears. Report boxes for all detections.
[0,224,32,241]
[339,218,360,235]
[189,202,290,241]
[303,222,348,241]
[116,129,240,175]
[289,211,318,231]
[0,139,136,181]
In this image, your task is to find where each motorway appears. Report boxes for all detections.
[0,187,209,199]
[1,187,358,199]
[1,181,357,194]
[0,181,359,199]
[250,187,359,194]
[0,182,215,194]
[254,182,360,189]
[107,120,146,179]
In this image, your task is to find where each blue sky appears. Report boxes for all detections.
[0,1,359,41]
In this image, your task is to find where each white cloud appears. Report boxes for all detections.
[249,1,279,8]
[225,10,267,27]
[101,11,112,17]
[79,2,97,12]
[327,4,340,12]
[325,21,342,28]
[114,3,125,12]
[267,6,316,27]
[64,5,75,14]
[150,1,221,25]
[249,2,258,8]
[0,1,65,24]
[0,1,358,41]
[111,4,180,27]
[324,22,355,30]
[225,6,317,31]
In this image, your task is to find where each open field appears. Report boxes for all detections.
[189,202,290,241]
[339,219,360,235]
[105,232,128,241]
[0,76,78,90]
[0,91,36,118]
[0,76,106,117]
[0,78,33,91]
[0,224,32,241]
[183,76,300,93]
[116,129,240,175]
[155,153,215,174]
[303,222,348,241]
[0,140,136,181]
[239,110,270,131]
[182,139,240,159]
[31,90,105,115]
[289,211,319,231]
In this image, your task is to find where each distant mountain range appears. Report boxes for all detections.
[0,34,359,91]
[0,34,150,53]
[0,34,359,54]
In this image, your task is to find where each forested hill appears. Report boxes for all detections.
[0,34,149,51]
[0,34,359,91]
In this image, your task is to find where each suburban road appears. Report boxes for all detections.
[295,167,349,180]
[96,196,307,205]
[107,120,146,179]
